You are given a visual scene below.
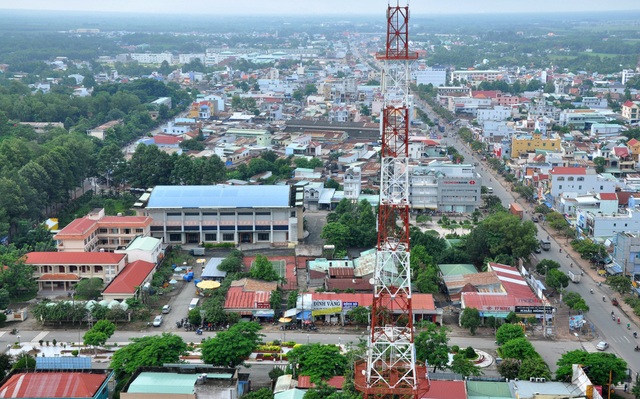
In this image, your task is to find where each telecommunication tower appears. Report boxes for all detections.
[354,2,429,399]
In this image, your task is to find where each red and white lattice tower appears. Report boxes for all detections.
[354,2,429,399]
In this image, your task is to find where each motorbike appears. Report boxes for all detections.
[635,346,640,352]
[196,328,203,335]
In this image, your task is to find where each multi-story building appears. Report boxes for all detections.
[414,66,447,87]
[558,109,608,129]
[26,252,127,291]
[53,208,152,253]
[511,132,561,158]
[410,162,482,213]
[576,207,640,241]
[476,106,512,123]
[451,70,503,86]
[549,166,618,200]
[136,185,304,246]
[622,100,640,124]
[613,231,640,278]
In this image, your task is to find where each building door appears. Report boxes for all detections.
[186,233,199,244]
[240,233,252,243]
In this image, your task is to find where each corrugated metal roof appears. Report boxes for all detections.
[146,185,291,209]
[126,372,198,394]
[422,380,467,399]
[125,236,161,252]
[467,381,512,399]
[0,372,108,398]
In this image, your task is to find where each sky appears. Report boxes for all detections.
[1,0,640,15]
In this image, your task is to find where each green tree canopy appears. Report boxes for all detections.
[556,350,627,385]
[496,323,525,345]
[450,353,482,377]
[519,358,552,380]
[499,337,539,360]
[546,268,569,292]
[460,307,481,335]
[347,306,370,325]
[74,277,103,299]
[415,323,449,372]
[110,333,187,379]
[536,259,561,275]
[201,322,263,368]
[249,255,279,282]
[607,275,632,295]
[287,344,348,383]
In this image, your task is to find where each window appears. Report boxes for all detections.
[578,186,582,190]
[291,211,296,217]
[223,233,234,241]
[258,233,270,241]
[205,233,217,241]
[256,212,271,216]
[169,233,182,242]
[568,177,574,181]
[135,228,144,234]
[203,212,217,216]
[559,185,563,189]
[167,212,181,216]
[577,177,584,181]
[184,212,199,216]
[557,177,565,181]
[220,212,234,216]
[238,212,252,215]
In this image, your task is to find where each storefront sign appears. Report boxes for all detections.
[312,300,342,309]
[342,301,359,311]
[515,306,554,314]
[312,306,342,316]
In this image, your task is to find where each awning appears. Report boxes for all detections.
[297,310,312,320]
[253,310,274,317]
[544,201,553,208]
[605,263,623,275]
[284,308,297,318]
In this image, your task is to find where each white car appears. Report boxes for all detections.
[162,304,171,314]
[596,341,609,351]
[152,315,163,327]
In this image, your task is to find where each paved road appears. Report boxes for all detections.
[441,127,640,375]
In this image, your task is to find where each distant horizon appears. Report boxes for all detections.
[1,0,639,16]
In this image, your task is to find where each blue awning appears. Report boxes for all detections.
[297,310,312,320]
[544,201,553,208]
[605,263,623,275]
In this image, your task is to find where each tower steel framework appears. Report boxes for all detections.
[354,2,429,399]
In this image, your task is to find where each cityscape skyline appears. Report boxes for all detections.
[1,0,640,16]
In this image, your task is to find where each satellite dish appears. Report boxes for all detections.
[369,278,375,285]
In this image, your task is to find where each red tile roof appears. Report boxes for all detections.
[628,138,640,146]
[489,263,538,301]
[102,260,155,295]
[614,147,630,158]
[624,100,637,107]
[38,273,80,282]
[421,379,467,399]
[0,372,108,398]
[550,166,586,175]
[599,193,618,201]
[96,216,151,226]
[26,252,125,265]
[328,267,354,278]
[153,134,183,145]
[54,218,97,237]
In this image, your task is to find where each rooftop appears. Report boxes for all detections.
[146,185,291,209]
[26,252,125,265]
[126,372,198,394]
[0,371,110,398]
[124,236,161,252]
[102,260,156,295]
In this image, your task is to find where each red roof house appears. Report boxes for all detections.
[102,260,156,301]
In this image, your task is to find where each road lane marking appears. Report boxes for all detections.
[32,331,49,343]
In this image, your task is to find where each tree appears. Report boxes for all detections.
[12,354,35,370]
[0,289,10,310]
[83,320,116,353]
[270,288,282,315]
[535,259,561,275]
[415,323,449,372]
[287,344,348,382]
[499,338,538,360]
[287,290,299,310]
[0,353,11,379]
[496,323,525,345]
[188,307,202,326]
[460,307,481,335]
[450,353,482,377]
[110,334,187,379]
[563,292,589,313]
[201,322,263,368]
[242,388,274,399]
[74,278,103,299]
[497,358,521,379]
[607,275,632,295]
[321,222,351,252]
[218,250,243,273]
[347,306,370,325]
[556,350,627,385]
[249,255,279,282]
[302,382,338,399]
[546,268,569,292]
[632,374,640,399]
[518,358,552,380]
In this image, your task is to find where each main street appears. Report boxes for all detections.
[438,119,640,376]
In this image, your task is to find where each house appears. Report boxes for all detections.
[53,208,152,253]
[511,132,561,158]
[86,120,122,140]
[114,235,163,264]
[622,100,640,124]
[224,278,278,319]
[0,370,113,399]
[101,260,156,301]
[26,252,127,291]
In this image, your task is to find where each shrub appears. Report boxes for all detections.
[52,339,57,346]
[71,350,79,357]
[38,340,43,346]
[465,346,477,359]
[451,345,460,353]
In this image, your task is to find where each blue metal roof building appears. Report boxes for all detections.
[141,185,303,246]
[147,185,291,209]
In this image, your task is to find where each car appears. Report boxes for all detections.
[596,341,609,351]
[162,304,171,314]
[534,245,542,254]
[152,315,163,327]
[532,216,539,223]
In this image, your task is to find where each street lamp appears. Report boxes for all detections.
[16,335,20,345]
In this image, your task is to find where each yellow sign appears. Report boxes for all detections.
[312,306,342,316]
